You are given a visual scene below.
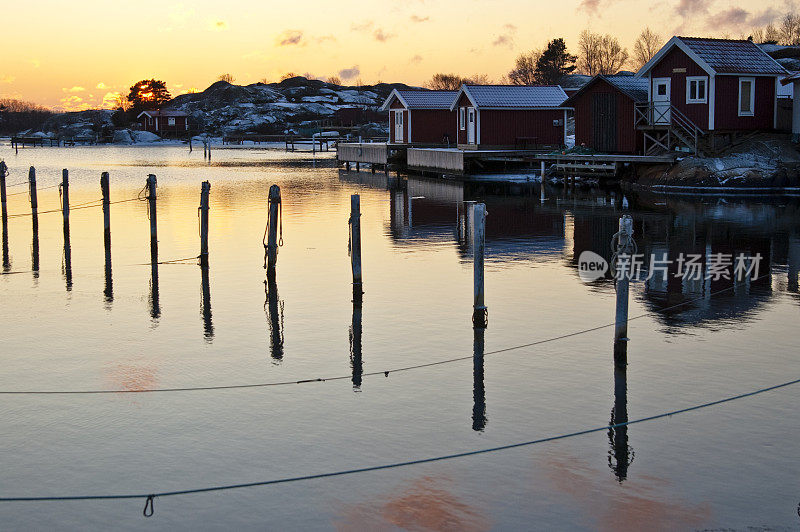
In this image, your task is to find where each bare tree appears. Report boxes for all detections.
[217,73,235,83]
[465,74,491,84]
[578,30,629,75]
[326,75,342,85]
[507,50,541,85]
[765,23,781,42]
[632,28,663,70]
[279,72,298,81]
[426,73,465,90]
[780,12,800,45]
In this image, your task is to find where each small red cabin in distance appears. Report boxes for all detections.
[137,110,190,136]
[563,75,649,154]
[636,36,786,132]
[450,85,569,149]
[379,89,458,145]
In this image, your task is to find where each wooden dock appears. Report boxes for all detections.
[337,142,408,171]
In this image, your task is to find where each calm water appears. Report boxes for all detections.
[1,145,799,530]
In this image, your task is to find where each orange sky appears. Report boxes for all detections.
[0,0,784,110]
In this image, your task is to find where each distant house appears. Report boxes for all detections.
[635,37,786,153]
[379,89,458,145]
[563,75,649,154]
[558,74,593,98]
[449,85,569,149]
[137,110,189,135]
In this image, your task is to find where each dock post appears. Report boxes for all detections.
[350,194,363,303]
[101,172,113,303]
[146,174,158,265]
[0,161,8,271]
[613,214,634,366]
[265,185,281,275]
[356,162,360,172]
[463,200,476,245]
[199,181,211,268]
[60,169,72,289]
[472,203,487,328]
[29,167,39,275]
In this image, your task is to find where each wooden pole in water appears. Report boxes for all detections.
[614,214,633,366]
[540,160,546,202]
[101,172,111,257]
[199,181,211,267]
[0,161,8,236]
[147,174,158,264]
[29,167,39,274]
[61,169,72,289]
[350,194,363,302]
[472,203,487,328]
[266,184,281,275]
[464,200,476,245]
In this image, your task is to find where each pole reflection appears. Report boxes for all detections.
[201,264,214,342]
[472,326,487,432]
[149,257,160,322]
[608,363,633,482]
[2,223,9,273]
[350,296,363,390]
[264,272,284,362]
[63,222,72,292]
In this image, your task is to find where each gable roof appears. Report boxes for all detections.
[637,36,787,77]
[449,85,568,110]
[379,89,457,111]
[137,110,188,118]
[562,75,649,107]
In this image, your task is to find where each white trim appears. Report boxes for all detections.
[738,77,755,117]
[407,109,412,143]
[379,89,408,112]
[459,107,465,130]
[774,77,779,129]
[708,75,715,130]
[476,109,481,145]
[686,76,708,104]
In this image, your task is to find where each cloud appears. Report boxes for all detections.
[101,92,122,110]
[96,82,108,89]
[0,75,15,84]
[676,0,711,17]
[59,95,89,111]
[373,28,395,42]
[410,15,429,22]
[351,20,374,32]
[578,0,602,15]
[315,34,337,43]
[492,23,517,48]
[706,7,749,28]
[277,30,304,46]
[410,54,423,64]
[210,20,228,31]
[338,65,361,81]
[62,86,86,93]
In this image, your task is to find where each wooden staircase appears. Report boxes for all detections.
[635,103,707,156]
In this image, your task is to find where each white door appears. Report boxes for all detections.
[652,78,671,125]
[467,108,476,144]
[394,111,404,143]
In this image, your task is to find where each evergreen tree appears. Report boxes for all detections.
[534,38,577,84]
[127,79,171,112]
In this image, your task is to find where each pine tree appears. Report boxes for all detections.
[534,39,577,85]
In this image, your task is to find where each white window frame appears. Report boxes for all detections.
[459,107,465,130]
[686,76,707,104]
[168,117,176,126]
[738,77,755,117]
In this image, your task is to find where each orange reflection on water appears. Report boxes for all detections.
[335,475,490,532]
[104,362,158,392]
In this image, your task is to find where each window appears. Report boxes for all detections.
[738,77,755,117]
[459,108,465,130]
[168,117,176,126]
[686,76,707,104]
[395,110,403,126]
[657,84,667,96]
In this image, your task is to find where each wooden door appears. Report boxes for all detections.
[592,92,617,153]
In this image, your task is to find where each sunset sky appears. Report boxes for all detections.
[0,0,787,110]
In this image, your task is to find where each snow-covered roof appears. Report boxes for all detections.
[379,89,457,111]
[137,110,189,118]
[450,85,568,110]
[638,36,787,77]
[562,75,649,106]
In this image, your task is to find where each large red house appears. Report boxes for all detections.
[636,37,786,135]
[379,89,458,145]
[563,75,649,154]
[137,110,190,136]
[449,85,568,149]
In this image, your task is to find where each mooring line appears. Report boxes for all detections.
[0,375,797,509]
[5,196,141,218]
[0,285,741,395]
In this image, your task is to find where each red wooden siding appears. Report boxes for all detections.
[409,110,458,145]
[140,115,188,133]
[572,79,641,154]
[650,47,709,130]
[479,109,565,147]
[713,76,775,130]
[456,93,472,145]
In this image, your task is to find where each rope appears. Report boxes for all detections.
[0,376,796,510]
[5,197,139,218]
[0,284,742,395]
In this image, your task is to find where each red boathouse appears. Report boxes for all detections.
[449,85,569,149]
[137,110,190,136]
[379,89,458,145]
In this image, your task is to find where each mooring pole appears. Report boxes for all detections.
[614,214,634,366]
[472,203,487,328]
[265,184,281,275]
[350,194,363,303]
[29,167,39,274]
[0,161,8,233]
[199,181,211,267]
[147,174,158,265]
[100,172,112,303]
[61,169,72,289]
